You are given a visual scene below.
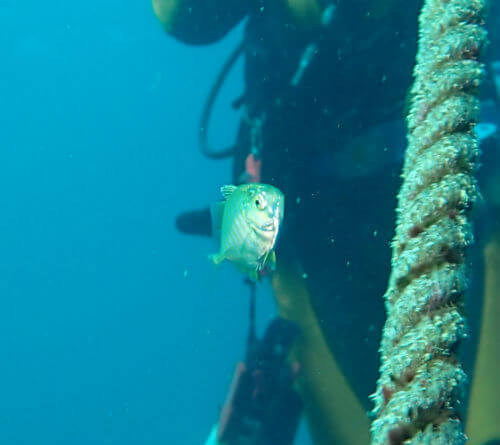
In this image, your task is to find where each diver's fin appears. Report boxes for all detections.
[210,201,225,240]
[220,185,237,200]
[248,269,259,282]
[209,252,226,265]
[175,207,212,237]
[266,250,277,271]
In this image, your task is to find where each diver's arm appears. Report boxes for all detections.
[272,258,370,445]
[152,0,250,45]
[466,232,500,445]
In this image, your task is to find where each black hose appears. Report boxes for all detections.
[246,280,257,363]
[198,40,245,160]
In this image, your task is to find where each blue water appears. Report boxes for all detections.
[0,2,294,444]
[3,1,500,444]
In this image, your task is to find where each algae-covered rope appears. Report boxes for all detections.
[370,1,488,444]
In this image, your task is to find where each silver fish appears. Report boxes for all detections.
[210,183,285,281]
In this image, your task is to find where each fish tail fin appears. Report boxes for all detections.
[209,202,225,241]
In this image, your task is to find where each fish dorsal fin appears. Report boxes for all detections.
[220,185,237,200]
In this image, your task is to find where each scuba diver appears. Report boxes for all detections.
[214,284,303,445]
[152,0,500,444]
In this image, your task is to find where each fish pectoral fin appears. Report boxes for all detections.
[220,184,237,200]
[248,269,259,282]
[260,249,276,271]
[209,253,226,265]
[266,250,277,271]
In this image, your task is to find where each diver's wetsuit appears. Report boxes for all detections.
[231,0,423,403]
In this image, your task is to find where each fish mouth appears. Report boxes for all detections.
[259,220,276,232]
[248,219,275,233]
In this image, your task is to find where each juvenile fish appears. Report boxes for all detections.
[210,183,284,281]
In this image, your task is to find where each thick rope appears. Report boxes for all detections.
[370,1,488,444]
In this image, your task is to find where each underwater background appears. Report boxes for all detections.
[2,1,499,444]
[0,1,300,444]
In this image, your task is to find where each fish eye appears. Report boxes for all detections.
[255,198,265,209]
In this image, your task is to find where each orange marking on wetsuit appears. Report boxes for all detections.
[245,154,262,183]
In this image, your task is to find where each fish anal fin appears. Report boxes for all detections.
[220,185,237,200]
[209,253,226,265]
